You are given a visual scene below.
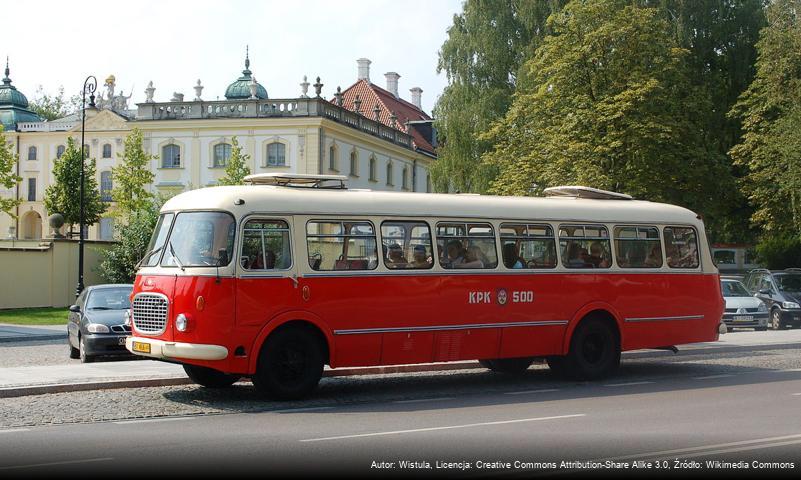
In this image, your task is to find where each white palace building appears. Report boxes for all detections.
[0,54,437,241]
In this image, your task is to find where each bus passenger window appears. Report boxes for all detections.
[381,221,433,270]
[614,226,662,268]
[240,219,291,271]
[664,226,699,268]
[436,222,498,269]
[499,223,557,269]
[306,221,377,271]
[558,225,611,269]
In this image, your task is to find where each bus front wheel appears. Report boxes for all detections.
[549,317,620,380]
[183,364,239,388]
[479,357,534,374]
[252,326,324,400]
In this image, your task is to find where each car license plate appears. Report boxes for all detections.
[131,341,151,354]
[118,337,127,346]
[733,315,753,322]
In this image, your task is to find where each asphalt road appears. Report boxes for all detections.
[1,331,801,478]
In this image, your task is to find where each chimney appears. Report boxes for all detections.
[410,87,423,110]
[357,58,371,81]
[385,72,400,98]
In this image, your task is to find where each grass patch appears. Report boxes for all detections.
[0,307,68,325]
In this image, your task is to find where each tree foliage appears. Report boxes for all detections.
[43,137,106,231]
[0,125,22,218]
[217,136,251,186]
[482,0,735,229]
[112,128,155,217]
[729,0,801,236]
[754,233,801,269]
[97,199,161,283]
[28,85,81,121]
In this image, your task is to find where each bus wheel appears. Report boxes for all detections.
[479,358,533,374]
[561,317,620,380]
[252,326,324,400]
[183,364,239,388]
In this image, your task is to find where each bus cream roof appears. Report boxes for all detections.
[161,186,701,226]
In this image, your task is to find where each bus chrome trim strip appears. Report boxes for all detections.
[333,320,568,335]
[624,315,705,323]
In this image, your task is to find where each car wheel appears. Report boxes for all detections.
[479,357,534,374]
[559,317,621,381]
[79,336,94,363]
[183,364,238,388]
[252,326,324,400]
[771,309,783,330]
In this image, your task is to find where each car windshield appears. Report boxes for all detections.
[86,288,133,310]
[776,274,801,292]
[161,212,236,268]
[721,280,750,297]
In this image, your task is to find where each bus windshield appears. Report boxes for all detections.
[160,211,236,268]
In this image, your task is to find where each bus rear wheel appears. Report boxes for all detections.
[550,317,620,380]
[183,364,239,388]
[479,357,534,374]
[252,326,324,400]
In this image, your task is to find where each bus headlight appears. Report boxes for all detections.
[782,301,800,309]
[757,302,768,313]
[175,314,189,332]
[86,323,110,333]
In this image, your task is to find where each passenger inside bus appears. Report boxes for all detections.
[442,240,466,268]
[386,243,408,268]
[502,243,525,269]
[588,241,611,268]
[409,244,432,268]
[644,245,662,267]
[460,245,485,269]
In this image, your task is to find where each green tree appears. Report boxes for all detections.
[0,125,22,217]
[729,0,801,236]
[432,0,568,193]
[43,137,106,233]
[482,0,735,232]
[217,136,251,186]
[28,85,81,121]
[112,128,156,217]
[97,199,161,283]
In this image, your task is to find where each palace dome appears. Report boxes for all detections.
[0,60,43,131]
[224,52,267,100]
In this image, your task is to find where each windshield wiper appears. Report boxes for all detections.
[168,242,186,271]
[88,306,112,310]
[135,245,164,270]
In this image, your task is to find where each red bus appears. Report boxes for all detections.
[126,175,725,400]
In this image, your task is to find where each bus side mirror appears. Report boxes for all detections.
[217,249,229,266]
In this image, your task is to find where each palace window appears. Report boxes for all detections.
[56,145,65,159]
[402,165,409,190]
[100,171,113,202]
[266,142,286,166]
[28,146,37,161]
[162,145,181,168]
[369,155,377,181]
[102,143,112,159]
[386,161,393,186]
[27,178,36,201]
[328,144,338,171]
[213,143,232,168]
[349,150,358,177]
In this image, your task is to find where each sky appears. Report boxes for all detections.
[4,0,463,115]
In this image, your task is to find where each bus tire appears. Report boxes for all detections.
[183,364,238,388]
[479,357,534,374]
[561,316,620,380]
[252,326,324,400]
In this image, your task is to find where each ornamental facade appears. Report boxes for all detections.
[0,53,436,241]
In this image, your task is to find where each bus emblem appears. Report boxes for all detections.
[497,289,508,306]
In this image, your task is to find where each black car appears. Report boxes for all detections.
[743,269,801,330]
[67,284,134,362]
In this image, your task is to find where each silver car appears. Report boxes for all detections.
[721,278,768,331]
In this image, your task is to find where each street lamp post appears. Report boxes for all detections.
[76,75,97,297]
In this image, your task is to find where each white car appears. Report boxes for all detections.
[721,278,768,331]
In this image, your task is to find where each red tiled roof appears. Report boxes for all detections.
[330,79,435,155]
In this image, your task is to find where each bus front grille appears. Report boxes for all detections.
[132,293,169,335]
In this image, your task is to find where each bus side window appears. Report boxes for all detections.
[614,226,662,268]
[664,226,699,268]
[499,223,557,269]
[381,221,434,270]
[306,221,377,271]
[241,219,292,271]
[436,222,498,269]
[558,224,611,269]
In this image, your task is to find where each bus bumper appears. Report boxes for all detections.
[125,336,229,361]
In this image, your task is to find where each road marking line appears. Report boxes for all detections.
[603,381,655,387]
[269,406,334,414]
[0,458,114,470]
[505,389,560,395]
[792,393,801,396]
[0,428,29,434]
[299,414,586,443]
[693,374,735,380]
[393,397,456,404]
[114,417,195,425]
[778,368,801,372]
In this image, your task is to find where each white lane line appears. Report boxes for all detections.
[0,458,114,470]
[792,393,801,396]
[0,428,30,434]
[778,368,801,372]
[603,381,655,387]
[269,406,334,414]
[505,389,560,395]
[393,397,456,404]
[693,374,735,380]
[299,414,585,443]
[114,417,196,425]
